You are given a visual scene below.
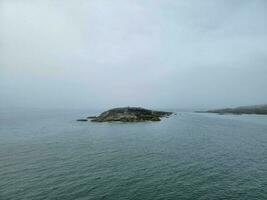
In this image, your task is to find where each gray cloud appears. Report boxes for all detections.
[1,0,267,109]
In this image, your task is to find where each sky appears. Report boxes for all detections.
[1,0,267,110]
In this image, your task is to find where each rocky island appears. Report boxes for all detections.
[198,104,267,115]
[77,107,173,122]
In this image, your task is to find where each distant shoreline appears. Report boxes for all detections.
[196,104,267,115]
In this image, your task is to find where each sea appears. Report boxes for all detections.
[0,109,267,200]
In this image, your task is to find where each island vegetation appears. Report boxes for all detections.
[77,107,173,122]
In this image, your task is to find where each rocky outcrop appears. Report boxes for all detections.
[76,119,88,121]
[77,107,172,122]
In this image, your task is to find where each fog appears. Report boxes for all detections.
[1,0,267,110]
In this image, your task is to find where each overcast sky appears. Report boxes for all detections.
[1,0,267,110]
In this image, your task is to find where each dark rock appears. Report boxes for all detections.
[89,107,172,122]
[87,116,97,119]
[77,119,88,122]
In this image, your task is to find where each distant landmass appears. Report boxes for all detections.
[198,104,267,115]
[77,107,173,122]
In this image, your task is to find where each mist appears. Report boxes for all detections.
[1,0,267,110]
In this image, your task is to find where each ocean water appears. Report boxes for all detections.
[0,109,267,200]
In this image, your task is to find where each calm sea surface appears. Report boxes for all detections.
[0,109,267,200]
